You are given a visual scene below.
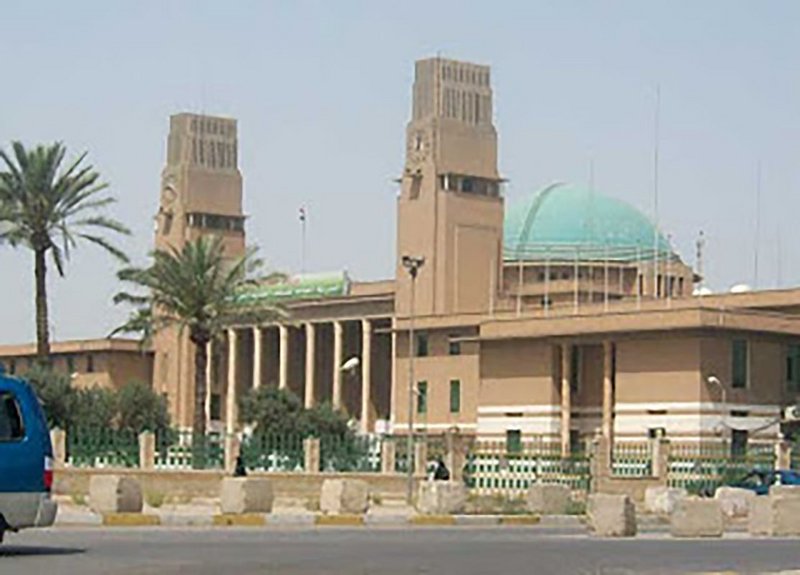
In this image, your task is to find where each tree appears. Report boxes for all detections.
[116,379,170,435]
[0,142,130,361]
[113,236,285,467]
[25,363,75,429]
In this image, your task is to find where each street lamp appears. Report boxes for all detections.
[402,254,425,504]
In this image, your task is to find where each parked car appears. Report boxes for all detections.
[728,469,800,496]
[0,365,57,542]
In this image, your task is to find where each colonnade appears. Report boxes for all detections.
[207,318,386,436]
[559,341,615,457]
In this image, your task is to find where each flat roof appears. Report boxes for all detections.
[0,338,150,357]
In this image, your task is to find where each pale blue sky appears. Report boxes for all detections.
[0,1,798,343]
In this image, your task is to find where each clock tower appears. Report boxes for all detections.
[153,113,245,428]
[396,57,504,317]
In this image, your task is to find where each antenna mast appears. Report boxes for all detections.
[753,161,762,289]
[652,84,661,299]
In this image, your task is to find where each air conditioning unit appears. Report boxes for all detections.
[784,405,800,421]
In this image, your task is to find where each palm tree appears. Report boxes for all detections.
[113,236,286,466]
[0,142,130,361]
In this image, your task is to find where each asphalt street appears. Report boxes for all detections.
[3,526,800,575]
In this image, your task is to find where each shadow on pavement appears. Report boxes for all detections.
[0,545,85,557]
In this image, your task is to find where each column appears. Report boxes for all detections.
[226,329,238,434]
[602,341,614,458]
[360,319,372,435]
[561,343,572,458]
[278,324,289,390]
[332,321,344,409]
[204,341,212,427]
[304,322,316,408]
[252,326,263,390]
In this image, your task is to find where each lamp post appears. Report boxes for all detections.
[402,254,425,504]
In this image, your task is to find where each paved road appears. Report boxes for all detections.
[3,527,800,574]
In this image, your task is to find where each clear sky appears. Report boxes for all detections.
[0,1,798,344]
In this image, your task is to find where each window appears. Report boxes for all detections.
[506,429,522,454]
[210,393,222,421]
[66,355,75,374]
[569,345,581,393]
[732,339,748,389]
[786,344,800,391]
[448,337,461,356]
[416,381,427,414]
[731,429,748,458]
[415,333,429,357]
[461,178,474,193]
[449,380,461,413]
[0,392,24,442]
[8,359,15,375]
[86,354,95,374]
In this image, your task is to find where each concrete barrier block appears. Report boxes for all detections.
[587,494,636,537]
[670,498,724,538]
[748,496,771,536]
[89,475,143,514]
[769,485,800,498]
[320,479,369,515]
[714,486,756,519]
[416,481,467,515]
[644,486,687,516]
[220,478,274,514]
[526,484,570,515]
[770,495,800,536]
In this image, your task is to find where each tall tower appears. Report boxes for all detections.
[153,113,245,428]
[396,58,504,317]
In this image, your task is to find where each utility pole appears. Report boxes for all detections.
[402,254,425,504]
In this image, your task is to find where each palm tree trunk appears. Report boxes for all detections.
[192,338,208,469]
[34,247,51,362]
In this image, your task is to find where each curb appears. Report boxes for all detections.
[409,515,457,526]
[314,514,365,526]
[212,513,267,527]
[498,515,541,526]
[102,513,161,527]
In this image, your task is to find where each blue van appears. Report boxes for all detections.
[0,365,57,542]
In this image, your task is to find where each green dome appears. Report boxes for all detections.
[504,182,671,261]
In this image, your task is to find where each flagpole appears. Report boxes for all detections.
[300,206,307,274]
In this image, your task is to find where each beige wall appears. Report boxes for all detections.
[479,340,557,407]
[394,328,480,432]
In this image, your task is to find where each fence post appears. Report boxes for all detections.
[381,438,396,474]
[304,437,320,473]
[224,434,241,474]
[413,440,428,479]
[50,428,66,468]
[652,438,670,481]
[445,429,466,482]
[776,438,792,470]
[138,431,155,470]
[591,434,610,492]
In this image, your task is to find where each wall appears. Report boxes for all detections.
[54,468,412,502]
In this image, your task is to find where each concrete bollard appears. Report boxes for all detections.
[320,479,369,515]
[304,437,320,473]
[714,486,755,519]
[748,496,771,536]
[50,428,66,468]
[670,498,724,538]
[644,486,687,516]
[413,442,428,479]
[220,478,274,514]
[138,431,155,470]
[381,439,396,475]
[416,481,467,515]
[587,494,637,537]
[89,475,143,514]
[526,484,570,515]
[769,495,800,536]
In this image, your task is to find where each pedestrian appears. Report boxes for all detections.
[433,456,450,481]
